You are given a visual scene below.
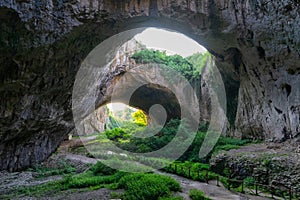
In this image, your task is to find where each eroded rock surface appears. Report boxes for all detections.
[210,139,300,193]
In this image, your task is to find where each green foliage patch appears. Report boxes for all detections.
[164,161,217,182]
[90,161,117,175]
[131,49,210,80]
[28,161,77,178]
[118,173,181,200]
[189,189,211,200]
[179,131,252,163]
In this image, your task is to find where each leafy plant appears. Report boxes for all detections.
[118,173,181,200]
[131,49,208,80]
[186,52,210,74]
[164,161,217,182]
[244,177,255,187]
[132,110,147,126]
[158,196,184,200]
[189,189,211,200]
[90,161,117,175]
[28,162,76,178]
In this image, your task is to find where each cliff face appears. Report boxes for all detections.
[0,0,299,171]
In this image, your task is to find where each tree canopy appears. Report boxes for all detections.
[131,49,210,80]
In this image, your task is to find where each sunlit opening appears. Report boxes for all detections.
[74,27,211,167]
[134,27,207,57]
[107,102,135,112]
[106,103,148,128]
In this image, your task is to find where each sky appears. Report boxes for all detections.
[134,27,207,57]
[107,102,134,112]
[108,28,207,111]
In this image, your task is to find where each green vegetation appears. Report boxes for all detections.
[244,177,255,187]
[186,52,210,73]
[179,131,252,163]
[111,106,136,122]
[9,161,181,200]
[158,197,184,200]
[90,161,117,175]
[132,110,147,126]
[98,118,193,154]
[189,189,211,200]
[119,173,181,200]
[28,161,77,178]
[131,49,210,80]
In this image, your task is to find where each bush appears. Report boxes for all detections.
[131,49,201,80]
[132,110,147,126]
[158,196,184,200]
[179,133,253,163]
[244,177,255,187]
[189,189,211,200]
[29,162,76,178]
[66,171,126,189]
[118,173,181,200]
[90,161,117,175]
[103,128,129,140]
[164,161,217,182]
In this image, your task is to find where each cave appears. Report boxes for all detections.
[0,0,299,173]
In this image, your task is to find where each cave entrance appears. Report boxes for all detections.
[73,27,210,136]
[70,27,229,171]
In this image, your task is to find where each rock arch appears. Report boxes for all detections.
[0,0,299,171]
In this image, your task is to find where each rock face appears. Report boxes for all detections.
[0,0,299,170]
[210,141,300,193]
[78,107,108,136]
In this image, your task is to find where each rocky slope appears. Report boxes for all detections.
[210,139,300,193]
[0,0,299,170]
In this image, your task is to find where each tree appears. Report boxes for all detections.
[132,110,147,126]
[131,49,210,80]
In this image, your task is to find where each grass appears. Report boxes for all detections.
[118,173,181,200]
[158,197,184,200]
[11,171,125,197]
[178,131,253,163]
[189,189,211,200]
[5,161,181,200]
[27,161,77,178]
[163,161,217,182]
[17,171,181,200]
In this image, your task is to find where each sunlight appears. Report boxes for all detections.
[134,27,207,57]
[107,102,134,112]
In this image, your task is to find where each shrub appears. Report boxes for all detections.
[118,173,181,200]
[244,177,255,187]
[132,110,147,126]
[90,161,117,175]
[67,173,120,188]
[110,191,122,199]
[164,161,217,182]
[158,196,184,200]
[189,189,211,200]
[29,162,76,178]
[131,49,201,80]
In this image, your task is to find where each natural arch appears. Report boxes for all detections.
[0,0,299,171]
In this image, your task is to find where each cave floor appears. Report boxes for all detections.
[0,137,293,200]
